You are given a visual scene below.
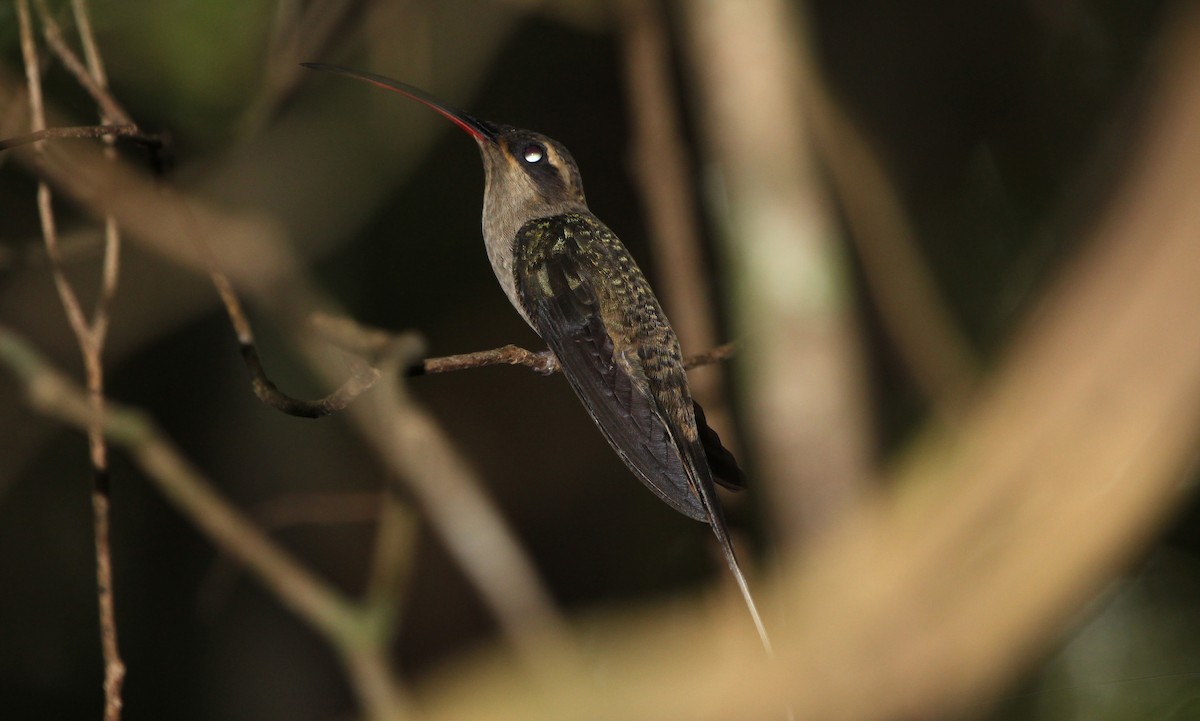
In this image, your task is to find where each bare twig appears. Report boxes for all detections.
[1,14,571,712]
[406,340,736,375]
[2,118,571,680]
[186,213,385,418]
[319,316,582,673]
[412,344,561,376]
[34,0,132,126]
[314,310,736,379]
[17,3,128,719]
[0,123,141,150]
[0,325,416,721]
[16,2,44,137]
[680,341,739,371]
[240,339,382,417]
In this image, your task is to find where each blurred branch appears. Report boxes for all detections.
[0,228,104,270]
[34,0,131,126]
[615,1,726,401]
[0,16,573,710]
[363,494,417,630]
[202,251,600,669]
[0,83,572,670]
[398,9,1200,719]
[197,214,575,668]
[0,324,416,721]
[198,491,385,618]
[802,58,980,420]
[681,0,873,543]
[186,203,384,419]
[17,1,127,717]
[306,314,582,674]
[614,5,770,601]
[0,123,140,150]
[240,337,382,417]
[237,0,359,136]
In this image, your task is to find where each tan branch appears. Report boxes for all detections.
[313,310,737,380]
[34,0,132,126]
[804,65,980,419]
[681,0,874,543]
[2,115,571,677]
[616,1,727,400]
[384,9,1200,718]
[17,3,127,718]
[0,325,416,721]
[0,123,142,150]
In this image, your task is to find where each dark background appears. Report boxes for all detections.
[1,1,1196,719]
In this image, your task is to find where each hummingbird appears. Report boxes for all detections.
[303,63,771,652]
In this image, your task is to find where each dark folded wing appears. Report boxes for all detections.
[515,218,708,522]
[692,400,745,490]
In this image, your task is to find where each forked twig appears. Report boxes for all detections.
[18,2,128,717]
[35,0,131,126]
[0,325,416,721]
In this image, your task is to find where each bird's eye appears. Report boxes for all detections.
[522,144,545,163]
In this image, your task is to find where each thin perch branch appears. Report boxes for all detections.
[313,310,738,380]
[0,24,573,706]
[314,315,582,674]
[0,123,142,150]
[1,112,573,680]
[411,344,562,376]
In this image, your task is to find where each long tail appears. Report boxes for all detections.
[709,515,774,656]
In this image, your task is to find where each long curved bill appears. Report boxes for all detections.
[301,62,496,143]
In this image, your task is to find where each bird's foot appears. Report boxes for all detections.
[532,349,559,375]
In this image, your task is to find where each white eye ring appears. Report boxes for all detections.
[523,145,544,163]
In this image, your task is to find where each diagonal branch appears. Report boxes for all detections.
[2,116,575,680]
[34,0,132,126]
[0,324,416,721]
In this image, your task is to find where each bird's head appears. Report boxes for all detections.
[301,63,588,245]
